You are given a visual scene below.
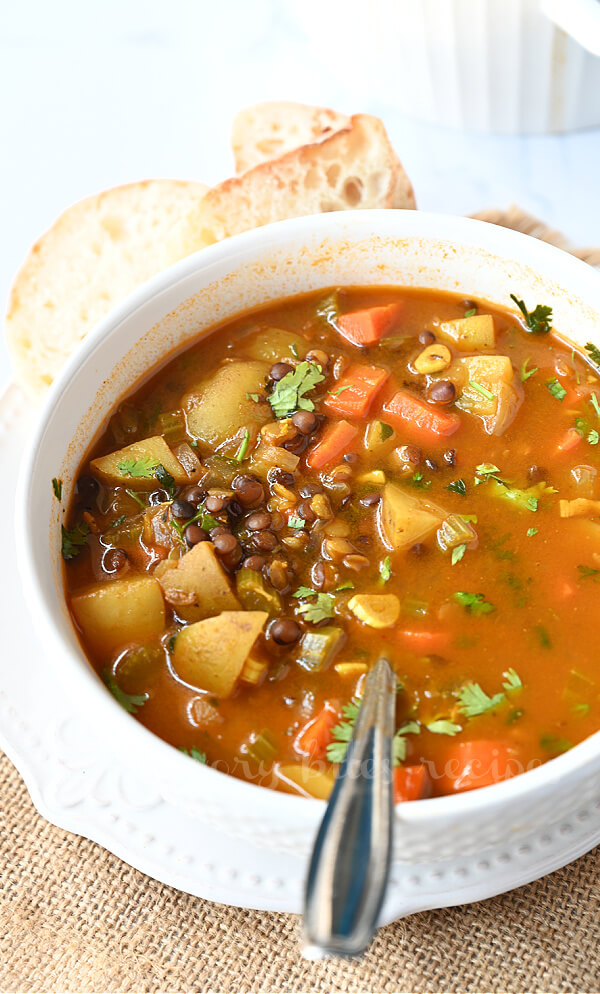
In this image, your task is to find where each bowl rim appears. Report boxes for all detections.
[16,207,600,827]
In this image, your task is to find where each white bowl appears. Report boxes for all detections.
[16,210,600,883]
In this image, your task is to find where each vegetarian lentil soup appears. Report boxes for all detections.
[62,287,600,802]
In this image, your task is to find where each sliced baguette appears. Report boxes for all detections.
[170,114,416,260]
[232,101,351,173]
[6,179,209,398]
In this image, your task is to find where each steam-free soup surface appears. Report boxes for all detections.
[62,287,600,801]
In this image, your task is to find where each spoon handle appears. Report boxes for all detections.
[303,657,396,958]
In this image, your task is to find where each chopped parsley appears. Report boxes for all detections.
[457,682,505,717]
[234,428,250,463]
[107,514,126,530]
[154,464,176,499]
[268,361,325,419]
[379,556,392,582]
[328,385,352,398]
[540,735,572,756]
[326,698,360,763]
[520,358,538,382]
[247,392,260,403]
[288,517,305,529]
[452,591,495,616]
[546,379,566,402]
[171,504,220,539]
[125,488,146,508]
[578,564,599,582]
[510,294,553,335]
[503,668,523,691]
[178,746,207,764]
[425,719,462,736]
[61,521,90,560]
[469,380,495,402]
[293,588,335,624]
[464,308,477,318]
[379,421,393,442]
[410,471,431,490]
[585,342,600,368]
[526,527,539,537]
[52,477,62,500]
[290,342,300,359]
[102,669,148,714]
[117,456,159,478]
[590,393,600,420]
[451,544,467,565]
[392,721,421,765]
[588,429,599,445]
[445,478,466,496]
[535,625,552,649]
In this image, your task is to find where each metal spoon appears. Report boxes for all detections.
[303,656,396,958]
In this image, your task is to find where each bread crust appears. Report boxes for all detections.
[232,101,351,173]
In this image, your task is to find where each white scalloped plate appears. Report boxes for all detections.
[2,382,600,922]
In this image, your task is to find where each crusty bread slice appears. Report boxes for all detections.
[232,101,351,173]
[6,179,210,398]
[170,114,415,260]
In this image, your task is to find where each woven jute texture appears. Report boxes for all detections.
[2,208,600,994]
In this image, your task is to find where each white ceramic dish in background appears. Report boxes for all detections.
[15,210,600,915]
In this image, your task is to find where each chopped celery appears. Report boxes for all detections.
[296,626,345,672]
[203,454,240,485]
[156,410,187,444]
[103,517,143,546]
[236,568,282,615]
[242,327,307,363]
[245,730,277,764]
[115,645,164,692]
[437,513,477,552]
[110,403,142,445]
[401,596,429,617]
[240,655,268,685]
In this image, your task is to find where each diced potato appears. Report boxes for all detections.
[71,577,165,655]
[437,314,495,351]
[171,610,267,697]
[559,498,600,518]
[364,420,396,454]
[377,483,446,551]
[183,361,271,451]
[348,594,400,629]
[242,327,307,363]
[277,764,334,800]
[90,436,191,488]
[357,470,386,485]
[157,542,239,622]
[448,355,521,436]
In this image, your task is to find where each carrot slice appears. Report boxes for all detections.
[306,419,358,470]
[294,703,339,759]
[336,303,404,347]
[437,740,517,794]
[394,764,429,803]
[556,427,583,455]
[383,389,461,440]
[324,364,389,419]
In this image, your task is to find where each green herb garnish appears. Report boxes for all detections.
[379,556,392,583]
[61,522,90,560]
[578,564,599,582]
[547,379,566,402]
[234,428,250,463]
[154,464,176,499]
[117,456,159,478]
[451,544,467,565]
[520,358,538,382]
[445,478,466,496]
[379,421,393,442]
[288,516,305,529]
[328,385,352,398]
[425,719,462,736]
[125,488,146,508]
[326,698,360,763]
[179,746,207,764]
[52,477,62,500]
[410,471,431,490]
[392,721,421,765]
[527,527,538,537]
[503,668,522,691]
[469,380,495,401]
[464,308,477,318]
[457,682,505,717]
[510,294,553,335]
[102,669,148,714]
[294,589,335,624]
[268,361,325,419]
[452,592,495,616]
[585,342,600,368]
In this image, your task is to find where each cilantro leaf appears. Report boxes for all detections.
[452,591,495,616]
[445,478,466,496]
[464,307,477,318]
[154,464,176,499]
[295,591,335,624]
[102,669,148,714]
[451,544,467,565]
[590,393,600,420]
[410,471,431,490]
[392,721,420,765]
[179,746,207,764]
[52,477,62,500]
[426,719,462,736]
[521,358,538,382]
[234,428,250,462]
[527,527,538,537]
[503,668,522,691]
[268,361,325,419]
[117,456,159,478]
[588,429,599,445]
[547,379,566,402]
[457,682,505,717]
[328,385,352,398]
[288,516,305,529]
[379,421,393,442]
[125,488,146,508]
[578,564,599,582]
[379,556,392,582]
[61,521,90,560]
[293,585,317,599]
[510,294,553,334]
[326,697,361,763]
[585,342,600,369]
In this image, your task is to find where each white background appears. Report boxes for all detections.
[1,0,599,390]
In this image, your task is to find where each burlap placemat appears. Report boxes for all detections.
[2,207,600,994]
